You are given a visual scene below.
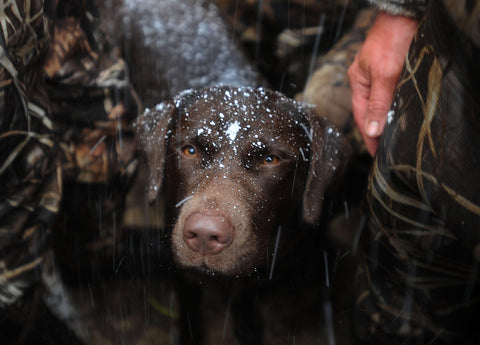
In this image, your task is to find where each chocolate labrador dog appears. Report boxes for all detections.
[135,85,349,344]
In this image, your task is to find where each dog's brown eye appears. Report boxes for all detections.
[262,155,280,165]
[182,145,197,157]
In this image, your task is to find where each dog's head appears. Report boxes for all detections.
[135,86,349,276]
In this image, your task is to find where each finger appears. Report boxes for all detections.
[348,61,371,134]
[351,82,369,126]
[365,74,397,138]
[349,60,377,155]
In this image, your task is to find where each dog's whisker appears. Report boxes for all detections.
[176,196,194,208]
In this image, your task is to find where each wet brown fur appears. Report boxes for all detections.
[135,85,350,345]
[135,85,349,277]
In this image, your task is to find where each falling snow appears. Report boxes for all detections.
[225,121,241,142]
[387,110,395,124]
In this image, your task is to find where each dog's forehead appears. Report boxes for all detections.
[177,87,309,145]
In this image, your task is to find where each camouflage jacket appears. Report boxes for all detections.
[0,0,139,320]
[368,0,426,18]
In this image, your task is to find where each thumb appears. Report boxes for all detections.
[365,76,397,138]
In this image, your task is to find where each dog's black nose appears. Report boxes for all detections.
[183,213,233,254]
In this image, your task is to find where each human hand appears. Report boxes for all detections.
[348,12,418,156]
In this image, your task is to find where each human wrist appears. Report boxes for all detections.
[369,11,418,64]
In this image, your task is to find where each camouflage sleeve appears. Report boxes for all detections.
[355,0,480,343]
[43,0,141,275]
[0,0,61,314]
[367,0,427,18]
[0,0,140,325]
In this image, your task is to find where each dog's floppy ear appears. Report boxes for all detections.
[302,114,350,225]
[134,102,175,203]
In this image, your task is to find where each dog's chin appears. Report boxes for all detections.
[176,265,236,285]
[176,263,265,286]
[172,249,265,281]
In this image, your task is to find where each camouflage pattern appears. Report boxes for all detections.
[8,0,480,343]
[0,0,139,339]
[0,0,58,317]
[368,0,426,18]
[212,0,362,96]
[0,0,363,343]
[355,1,480,344]
[44,0,140,277]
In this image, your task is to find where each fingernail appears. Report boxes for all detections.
[366,121,380,137]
